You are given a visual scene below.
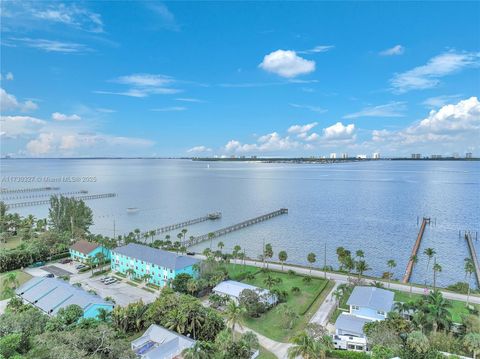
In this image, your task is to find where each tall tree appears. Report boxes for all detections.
[224,300,246,337]
[423,248,436,286]
[387,259,396,288]
[432,261,442,290]
[279,250,288,271]
[307,253,316,275]
[264,243,273,269]
[464,258,475,307]
[48,195,93,237]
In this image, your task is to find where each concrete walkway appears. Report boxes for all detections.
[309,281,339,327]
[236,325,291,359]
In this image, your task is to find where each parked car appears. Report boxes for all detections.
[186,251,195,256]
[75,264,86,270]
[60,258,72,264]
[44,273,54,278]
[104,278,117,285]
[100,276,112,283]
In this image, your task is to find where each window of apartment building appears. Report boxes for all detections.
[347,345,355,350]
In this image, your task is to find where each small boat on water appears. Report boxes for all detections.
[126,207,139,213]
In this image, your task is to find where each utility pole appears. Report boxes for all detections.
[324,242,327,279]
[113,219,116,240]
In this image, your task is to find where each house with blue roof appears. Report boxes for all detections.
[110,243,200,287]
[333,286,394,352]
[15,277,114,318]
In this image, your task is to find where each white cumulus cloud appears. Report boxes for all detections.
[0,88,38,112]
[187,145,212,153]
[380,45,405,56]
[259,50,315,78]
[323,122,356,140]
[52,112,81,121]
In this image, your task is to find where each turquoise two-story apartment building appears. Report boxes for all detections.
[69,240,111,263]
[110,243,200,287]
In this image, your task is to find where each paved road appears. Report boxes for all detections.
[194,255,480,305]
[309,281,339,327]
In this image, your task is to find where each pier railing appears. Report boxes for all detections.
[5,193,116,209]
[142,212,222,237]
[0,186,60,194]
[464,232,480,288]
[182,208,288,247]
[1,190,88,202]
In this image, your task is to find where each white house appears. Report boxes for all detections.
[333,286,394,352]
[131,324,195,359]
[212,280,277,306]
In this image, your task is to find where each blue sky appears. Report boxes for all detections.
[1,1,479,157]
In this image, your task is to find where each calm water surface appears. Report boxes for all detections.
[1,159,479,287]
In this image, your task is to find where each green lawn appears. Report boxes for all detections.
[227,265,331,342]
[225,263,260,281]
[257,346,277,359]
[394,290,479,323]
[0,237,23,250]
[0,270,32,300]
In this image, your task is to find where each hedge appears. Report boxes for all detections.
[327,350,370,358]
[0,249,69,273]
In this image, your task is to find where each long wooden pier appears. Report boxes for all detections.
[182,208,288,247]
[142,212,222,237]
[1,190,88,202]
[0,186,60,194]
[5,193,116,209]
[402,217,430,283]
[465,232,480,288]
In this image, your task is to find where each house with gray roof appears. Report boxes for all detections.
[212,280,277,306]
[111,243,200,287]
[333,286,394,352]
[15,277,113,318]
[131,324,195,359]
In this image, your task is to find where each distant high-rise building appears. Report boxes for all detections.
[466,152,473,159]
[373,153,380,159]
[330,153,337,159]
[356,154,367,159]
[411,153,421,159]
[431,154,443,159]
[341,153,348,159]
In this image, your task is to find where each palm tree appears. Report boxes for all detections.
[356,250,364,259]
[264,243,273,268]
[410,254,418,295]
[432,260,442,290]
[166,308,188,334]
[355,260,371,281]
[1,272,19,298]
[407,331,430,355]
[217,241,224,253]
[279,250,288,271]
[133,228,141,241]
[464,258,475,307]
[263,274,279,290]
[464,332,480,359]
[181,228,188,242]
[86,257,95,276]
[288,331,332,359]
[332,288,343,308]
[208,232,215,249]
[126,268,135,279]
[224,300,246,336]
[387,259,396,288]
[142,273,152,284]
[187,279,198,296]
[97,307,112,322]
[307,252,316,275]
[425,290,452,333]
[424,247,436,285]
[233,245,241,267]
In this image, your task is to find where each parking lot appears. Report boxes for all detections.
[77,276,157,306]
[41,265,72,277]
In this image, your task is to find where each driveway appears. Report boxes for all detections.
[309,281,339,327]
[41,265,72,277]
[75,276,157,306]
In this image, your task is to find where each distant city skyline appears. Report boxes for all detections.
[1,1,479,158]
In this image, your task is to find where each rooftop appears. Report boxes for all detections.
[335,313,372,336]
[70,240,101,255]
[15,277,113,316]
[131,324,195,359]
[347,286,394,313]
[213,280,277,305]
[112,243,200,270]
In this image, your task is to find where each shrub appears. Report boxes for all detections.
[287,269,296,276]
[171,273,193,294]
[327,349,370,358]
[291,286,301,294]
[239,289,266,317]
